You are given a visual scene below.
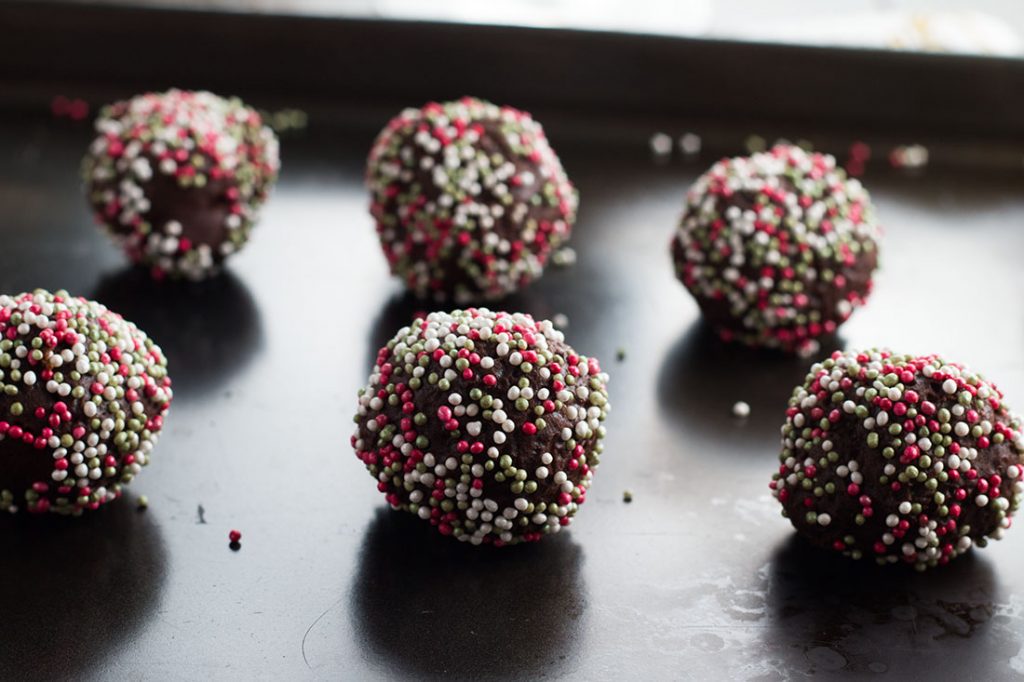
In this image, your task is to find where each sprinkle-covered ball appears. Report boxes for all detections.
[352,309,609,545]
[367,97,578,303]
[0,290,172,515]
[671,144,881,354]
[83,89,280,279]
[770,349,1024,569]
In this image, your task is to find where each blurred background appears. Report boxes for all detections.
[59,0,1024,57]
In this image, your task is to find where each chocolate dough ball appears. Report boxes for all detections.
[351,309,610,545]
[366,97,578,303]
[672,145,881,354]
[83,89,280,280]
[0,290,172,515]
[770,349,1024,569]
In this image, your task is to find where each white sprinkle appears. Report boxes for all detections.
[679,132,702,156]
[649,132,672,156]
[732,401,751,418]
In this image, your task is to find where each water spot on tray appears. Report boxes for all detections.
[806,646,847,672]
[1011,645,1024,675]
[745,534,1024,676]
[690,632,726,653]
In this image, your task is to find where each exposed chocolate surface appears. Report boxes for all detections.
[83,89,279,280]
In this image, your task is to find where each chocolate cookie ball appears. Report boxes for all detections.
[83,89,280,279]
[671,145,881,354]
[352,309,609,545]
[367,97,578,303]
[0,290,172,515]
[770,349,1024,569]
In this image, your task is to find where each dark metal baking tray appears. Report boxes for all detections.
[1,2,1023,679]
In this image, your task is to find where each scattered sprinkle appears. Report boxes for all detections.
[552,313,569,329]
[258,107,308,133]
[890,144,929,170]
[732,401,751,418]
[616,348,626,362]
[623,490,633,503]
[678,132,702,157]
[229,529,242,543]
[51,96,90,121]
[649,132,673,157]
[137,495,149,510]
[846,141,872,178]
